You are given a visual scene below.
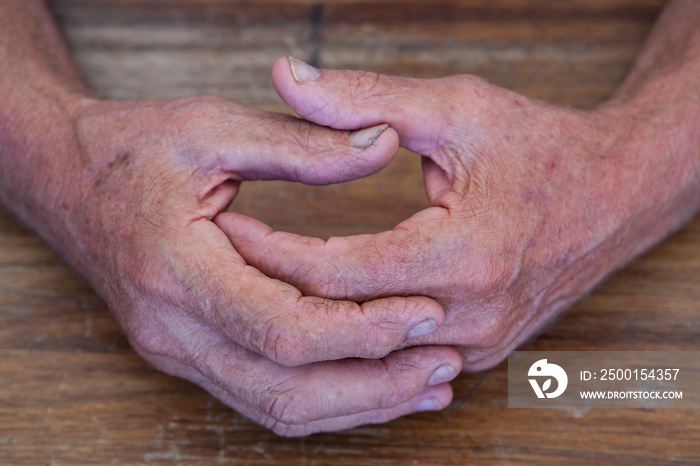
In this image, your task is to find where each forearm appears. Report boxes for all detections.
[613,0,700,107]
[610,0,700,194]
[0,0,89,101]
[0,0,94,265]
[602,0,700,250]
[528,0,700,322]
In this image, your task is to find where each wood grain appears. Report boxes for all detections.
[3,0,700,464]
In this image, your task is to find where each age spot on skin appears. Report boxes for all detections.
[546,154,560,176]
[107,152,131,169]
[520,188,548,204]
[94,152,132,188]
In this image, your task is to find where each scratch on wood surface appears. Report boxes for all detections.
[41,373,68,464]
[311,446,364,456]
[443,372,489,420]
[149,420,246,463]
[84,315,93,339]
[566,407,592,419]
[250,441,274,459]
[44,373,68,425]
[494,439,511,464]
[145,423,218,463]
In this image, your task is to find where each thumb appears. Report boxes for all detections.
[216,108,400,185]
[271,56,461,156]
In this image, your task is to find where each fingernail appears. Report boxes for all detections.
[427,364,457,387]
[407,319,438,339]
[414,398,442,413]
[349,124,390,149]
[289,57,321,83]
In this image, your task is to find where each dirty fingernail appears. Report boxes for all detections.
[289,57,321,82]
[427,364,457,387]
[413,398,442,413]
[349,124,390,149]
[407,319,438,339]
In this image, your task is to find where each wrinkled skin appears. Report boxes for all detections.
[2,0,468,437]
[222,9,700,371]
[4,93,466,436]
[2,16,467,433]
[3,0,700,438]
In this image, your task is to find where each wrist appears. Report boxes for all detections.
[0,80,99,263]
[600,87,700,227]
[530,99,699,315]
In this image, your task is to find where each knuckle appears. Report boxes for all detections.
[268,422,301,438]
[468,294,521,351]
[167,94,236,135]
[196,93,228,106]
[379,379,413,408]
[377,354,423,407]
[347,71,401,103]
[272,398,310,428]
[357,235,421,291]
[254,318,309,367]
[133,260,186,307]
[280,116,316,150]
[302,265,349,299]
[259,386,316,430]
[348,70,382,100]
[122,306,204,369]
[474,313,509,349]
[469,254,519,294]
[119,304,169,359]
[186,94,229,114]
[357,303,405,350]
[461,347,509,372]
[126,320,166,359]
[400,297,434,322]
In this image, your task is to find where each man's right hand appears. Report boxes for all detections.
[60,97,463,436]
[2,92,463,436]
[0,0,462,432]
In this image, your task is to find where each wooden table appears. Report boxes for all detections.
[2,0,699,463]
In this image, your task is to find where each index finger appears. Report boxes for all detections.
[174,219,445,367]
[215,207,459,303]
